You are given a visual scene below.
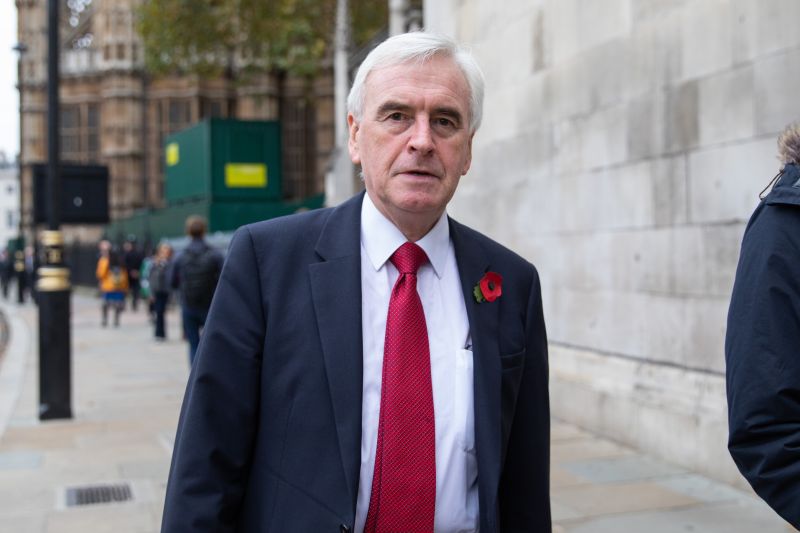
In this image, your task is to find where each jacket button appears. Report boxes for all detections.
[339,525,351,533]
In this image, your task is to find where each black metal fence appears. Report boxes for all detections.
[67,241,103,287]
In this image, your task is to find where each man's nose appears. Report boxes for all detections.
[408,119,434,153]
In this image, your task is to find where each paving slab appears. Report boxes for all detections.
[654,473,757,504]
[560,500,793,533]
[552,481,701,519]
[551,436,635,462]
[561,455,687,484]
[0,449,43,470]
[552,464,590,489]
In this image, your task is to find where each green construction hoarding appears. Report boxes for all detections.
[165,118,283,203]
[106,118,324,243]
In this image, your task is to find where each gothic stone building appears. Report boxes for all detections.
[17,0,334,244]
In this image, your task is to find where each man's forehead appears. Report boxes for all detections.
[362,56,470,106]
[365,54,461,82]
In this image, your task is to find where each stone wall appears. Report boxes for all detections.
[425,0,800,485]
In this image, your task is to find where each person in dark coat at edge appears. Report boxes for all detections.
[123,238,145,311]
[726,122,800,529]
[0,248,11,299]
[161,32,550,533]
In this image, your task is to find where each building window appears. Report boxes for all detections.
[168,100,191,132]
[281,95,316,200]
[87,103,99,160]
[6,210,13,229]
[60,103,102,163]
[61,105,81,160]
[201,99,226,119]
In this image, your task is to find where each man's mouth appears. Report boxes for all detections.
[399,169,438,178]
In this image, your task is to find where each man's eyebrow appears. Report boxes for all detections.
[375,101,413,116]
[374,102,465,125]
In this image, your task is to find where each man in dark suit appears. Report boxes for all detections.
[161,31,550,532]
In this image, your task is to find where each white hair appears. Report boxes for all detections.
[346,31,485,133]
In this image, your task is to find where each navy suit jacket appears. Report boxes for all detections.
[161,193,551,532]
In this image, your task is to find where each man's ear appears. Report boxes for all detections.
[462,131,475,175]
[347,114,361,165]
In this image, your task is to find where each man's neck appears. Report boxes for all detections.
[365,193,443,242]
[396,221,437,243]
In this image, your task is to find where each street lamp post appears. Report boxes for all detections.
[38,0,72,420]
[12,42,28,305]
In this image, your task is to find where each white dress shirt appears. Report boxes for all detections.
[355,194,479,533]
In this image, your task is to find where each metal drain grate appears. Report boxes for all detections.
[65,483,133,507]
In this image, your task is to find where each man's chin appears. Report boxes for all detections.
[392,192,446,213]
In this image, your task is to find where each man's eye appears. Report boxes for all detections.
[388,112,404,121]
[435,117,455,128]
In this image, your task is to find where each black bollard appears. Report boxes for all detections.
[37,231,71,420]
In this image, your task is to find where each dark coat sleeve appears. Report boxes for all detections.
[499,265,552,532]
[169,252,182,290]
[161,227,265,532]
[726,200,800,528]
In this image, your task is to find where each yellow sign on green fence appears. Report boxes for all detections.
[166,143,180,166]
[225,163,268,188]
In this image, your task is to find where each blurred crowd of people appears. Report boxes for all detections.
[93,215,222,364]
[0,245,37,304]
[94,237,180,337]
[0,215,223,367]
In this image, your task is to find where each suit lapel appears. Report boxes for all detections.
[450,218,502,531]
[309,193,365,516]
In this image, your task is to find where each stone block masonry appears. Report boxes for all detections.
[425,0,800,486]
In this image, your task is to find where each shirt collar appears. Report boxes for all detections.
[360,193,450,279]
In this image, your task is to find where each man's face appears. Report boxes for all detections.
[348,54,474,233]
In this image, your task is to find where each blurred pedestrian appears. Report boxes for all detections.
[139,252,153,321]
[97,239,111,297]
[123,238,145,312]
[24,245,36,304]
[13,248,25,303]
[96,246,129,327]
[170,216,223,363]
[148,243,173,341]
[727,122,800,528]
[0,249,10,299]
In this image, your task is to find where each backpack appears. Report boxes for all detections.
[110,266,125,291]
[148,260,168,294]
[180,246,220,309]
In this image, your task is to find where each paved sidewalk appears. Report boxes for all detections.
[0,292,793,532]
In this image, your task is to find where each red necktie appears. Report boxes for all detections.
[365,242,436,533]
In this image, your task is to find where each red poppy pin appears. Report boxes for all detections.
[473,271,502,303]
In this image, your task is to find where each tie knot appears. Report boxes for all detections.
[390,242,428,275]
